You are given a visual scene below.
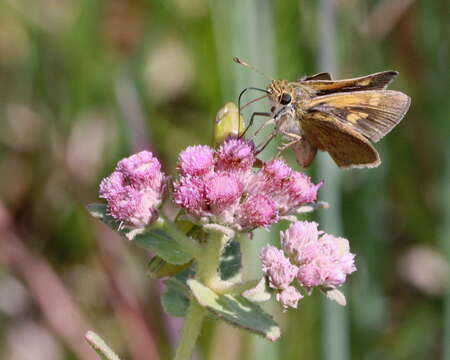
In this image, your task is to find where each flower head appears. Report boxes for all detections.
[178,145,215,176]
[255,159,292,193]
[205,172,243,206]
[173,176,206,215]
[281,221,323,263]
[276,286,303,310]
[116,150,163,189]
[173,139,321,232]
[285,172,323,205]
[281,221,356,288]
[238,194,278,229]
[259,221,356,310]
[99,151,166,227]
[249,159,321,215]
[216,137,255,172]
[260,245,298,290]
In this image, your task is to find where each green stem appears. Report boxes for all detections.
[173,229,229,360]
[197,230,229,286]
[157,215,202,257]
[173,299,206,360]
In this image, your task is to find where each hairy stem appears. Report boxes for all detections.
[157,215,202,257]
[197,230,229,286]
[173,229,230,360]
[173,299,205,360]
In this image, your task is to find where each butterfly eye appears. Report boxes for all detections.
[279,93,292,105]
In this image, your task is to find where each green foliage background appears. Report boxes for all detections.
[0,0,448,359]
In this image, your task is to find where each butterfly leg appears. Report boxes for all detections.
[276,138,300,157]
[279,130,302,140]
[242,112,272,137]
[252,118,275,138]
[255,130,277,155]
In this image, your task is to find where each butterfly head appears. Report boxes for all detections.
[267,80,295,106]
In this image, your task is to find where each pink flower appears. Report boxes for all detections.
[173,176,206,215]
[276,286,303,310]
[248,159,322,215]
[254,159,292,193]
[205,172,243,206]
[99,151,166,227]
[173,142,321,232]
[285,172,322,205]
[177,145,214,176]
[280,221,356,288]
[281,221,323,263]
[116,151,164,189]
[260,245,298,289]
[100,172,141,223]
[216,137,255,172]
[238,194,278,229]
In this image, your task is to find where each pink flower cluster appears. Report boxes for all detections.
[260,221,356,310]
[99,151,166,227]
[173,137,322,231]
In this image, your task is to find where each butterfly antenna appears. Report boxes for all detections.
[233,57,273,81]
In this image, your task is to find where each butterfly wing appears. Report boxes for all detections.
[300,72,332,81]
[300,71,399,95]
[301,110,380,169]
[304,90,411,142]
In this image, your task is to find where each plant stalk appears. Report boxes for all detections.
[173,299,206,360]
[173,229,229,360]
[158,215,202,257]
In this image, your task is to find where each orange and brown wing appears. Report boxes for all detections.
[300,71,398,95]
[304,90,410,142]
[301,110,380,169]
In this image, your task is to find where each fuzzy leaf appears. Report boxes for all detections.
[161,277,191,317]
[242,278,272,302]
[87,203,193,265]
[147,256,193,279]
[219,239,242,281]
[188,279,280,341]
[85,331,121,360]
[133,229,192,264]
[87,203,124,233]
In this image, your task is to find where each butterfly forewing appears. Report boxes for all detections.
[300,72,332,81]
[300,71,399,95]
[304,90,411,142]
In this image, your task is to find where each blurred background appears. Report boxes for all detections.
[0,0,449,359]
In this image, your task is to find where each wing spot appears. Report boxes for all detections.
[359,79,371,86]
[346,112,368,123]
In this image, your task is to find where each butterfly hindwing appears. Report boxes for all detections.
[301,110,380,169]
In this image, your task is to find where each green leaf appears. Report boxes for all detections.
[188,279,280,341]
[161,277,191,317]
[86,203,124,233]
[133,228,192,264]
[147,256,193,279]
[242,278,272,303]
[219,239,242,281]
[87,203,193,265]
[85,331,121,360]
